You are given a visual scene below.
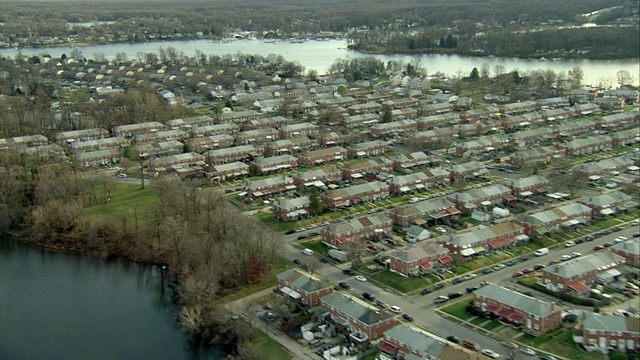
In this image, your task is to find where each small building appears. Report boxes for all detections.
[389,242,452,276]
[297,146,347,166]
[276,268,334,307]
[320,181,390,210]
[580,313,640,353]
[321,213,393,248]
[205,162,249,183]
[250,154,298,175]
[274,196,312,221]
[443,221,525,259]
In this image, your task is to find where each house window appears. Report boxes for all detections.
[610,340,617,346]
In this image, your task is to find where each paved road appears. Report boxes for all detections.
[282,224,638,359]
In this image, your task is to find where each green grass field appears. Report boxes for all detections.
[252,331,293,360]
[441,300,474,321]
[79,182,157,229]
[369,271,431,294]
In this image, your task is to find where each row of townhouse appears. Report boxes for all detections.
[133,129,189,144]
[250,154,298,175]
[320,181,390,210]
[265,136,318,155]
[581,313,640,352]
[598,109,639,129]
[241,176,296,198]
[387,168,451,195]
[390,151,433,170]
[148,152,205,172]
[0,134,49,151]
[508,145,565,166]
[447,183,513,213]
[343,113,380,128]
[611,239,640,268]
[388,242,453,277]
[204,161,250,183]
[389,197,460,228]
[321,213,393,248]
[502,175,550,197]
[297,146,347,166]
[187,134,235,153]
[274,196,312,221]
[348,140,390,158]
[573,154,639,179]
[54,128,109,146]
[539,251,626,297]
[577,191,637,218]
[443,221,527,259]
[473,284,562,337]
[206,145,261,165]
[514,202,593,237]
[133,140,184,158]
[370,120,419,137]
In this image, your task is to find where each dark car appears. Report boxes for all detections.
[434,283,445,290]
[362,292,375,301]
[584,236,595,241]
[293,259,302,265]
[519,256,529,262]
[308,232,319,237]
[402,314,414,322]
[506,260,518,266]
[452,278,463,284]
[447,292,463,299]
[338,282,350,289]
[446,335,461,344]
[320,258,329,263]
[421,288,432,295]
[603,242,614,247]
[343,269,356,276]
[297,235,308,240]
[285,229,296,235]
[575,239,584,244]
[466,286,478,293]
[539,355,557,360]
[482,268,494,274]
[533,264,546,270]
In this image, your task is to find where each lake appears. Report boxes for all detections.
[0,239,221,360]
[1,39,638,86]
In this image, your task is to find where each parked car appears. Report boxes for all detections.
[362,292,375,301]
[615,236,628,243]
[446,335,460,344]
[593,245,604,251]
[447,292,463,299]
[452,278,463,284]
[561,254,572,261]
[506,260,517,266]
[482,268,494,274]
[466,286,478,293]
[433,283,445,290]
[402,314,414,322]
[574,239,584,244]
[462,273,477,281]
[603,242,614,247]
[522,268,534,274]
[302,248,314,256]
[343,269,355,276]
[533,264,546,270]
[481,349,500,358]
[520,347,536,356]
[355,275,367,282]
[421,288,432,295]
[297,235,308,240]
[389,305,402,314]
[539,355,557,360]
[512,271,525,278]
[519,256,529,262]
[564,241,576,247]
[493,264,506,270]
[501,341,519,350]
[570,252,582,258]
[293,259,302,265]
[434,296,449,304]
[338,282,350,289]
[285,229,296,235]
[375,299,388,308]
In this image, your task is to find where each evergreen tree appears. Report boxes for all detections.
[309,187,323,215]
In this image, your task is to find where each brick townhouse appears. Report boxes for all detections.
[347,101,382,115]
[292,166,342,189]
[279,122,318,138]
[191,123,240,137]
[455,137,505,156]
[540,107,572,122]
[443,221,526,259]
[610,239,640,268]
[503,175,550,197]
[347,140,390,158]
[133,129,189,144]
[563,136,613,157]
[448,161,490,182]
[551,119,595,137]
[321,213,393,248]
[205,162,249,183]
[148,152,205,171]
[514,203,593,237]
[206,145,259,165]
[378,325,486,360]
[581,313,640,352]
[186,134,235,153]
[474,284,562,337]
[611,128,640,147]
[343,113,380,128]
[166,115,215,129]
[250,154,298,175]
[389,242,452,277]
[578,191,636,218]
[243,115,290,130]
[134,140,184,158]
[370,119,419,138]
[319,131,352,146]
[342,158,394,179]
[216,109,260,124]
[75,148,121,168]
[446,184,512,213]
[390,197,458,228]
[573,155,637,179]
[598,110,639,129]
[0,134,49,151]
[418,102,453,116]
[508,128,552,148]
[540,252,626,296]
[274,196,312,221]
[297,146,347,166]
[235,127,279,145]
[265,136,317,155]
[276,268,334,307]
[320,181,390,210]
[459,108,491,122]
[315,292,398,343]
[415,113,459,129]
[508,145,564,167]
[54,128,109,146]
[391,151,431,171]
[112,121,165,138]
[387,172,436,196]
[499,100,537,115]
[241,176,296,198]
[69,136,129,153]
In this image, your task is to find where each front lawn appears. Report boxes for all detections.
[520,329,605,360]
[483,321,502,331]
[369,271,430,294]
[298,239,328,256]
[252,331,293,360]
[79,182,157,229]
[441,300,474,321]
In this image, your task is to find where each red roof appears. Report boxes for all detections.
[505,236,517,244]
[333,200,345,207]
[351,198,360,203]
[337,237,349,244]
[446,207,461,215]
[499,308,513,318]
[510,313,524,324]
[503,194,517,201]
[378,341,398,354]
[489,239,508,249]
[486,304,499,313]
[420,262,432,269]
[567,281,591,293]
[438,256,454,264]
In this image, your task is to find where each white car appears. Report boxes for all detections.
[302,248,314,256]
[493,264,506,270]
[480,349,500,358]
[520,348,536,356]
[462,273,477,281]
[389,305,402,314]
[570,252,582,258]
[615,236,628,243]
[355,275,367,282]
[564,241,576,247]
[561,254,572,261]
[434,226,447,233]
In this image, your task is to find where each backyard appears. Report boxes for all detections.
[519,329,606,360]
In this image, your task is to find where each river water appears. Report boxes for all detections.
[1,39,638,86]
[0,239,220,360]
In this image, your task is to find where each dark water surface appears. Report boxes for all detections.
[0,239,221,360]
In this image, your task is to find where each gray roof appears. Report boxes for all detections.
[323,181,389,200]
[244,176,293,190]
[583,313,639,333]
[253,154,298,166]
[475,284,559,318]
[326,213,393,235]
[516,203,592,226]
[276,196,310,210]
[611,238,640,255]
[212,162,249,172]
[504,175,549,190]
[543,251,625,279]
[391,242,448,263]
[447,184,511,204]
[277,268,333,293]
[579,191,632,208]
[319,292,394,325]
[383,325,447,358]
